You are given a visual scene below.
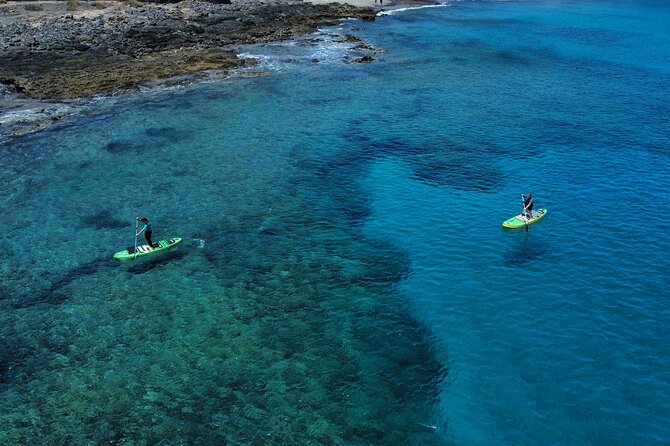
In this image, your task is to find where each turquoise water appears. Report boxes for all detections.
[1,0,669,444]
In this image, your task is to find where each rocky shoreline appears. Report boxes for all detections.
[0,0,379,100]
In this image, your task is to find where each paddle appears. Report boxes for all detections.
[133,217,139,260]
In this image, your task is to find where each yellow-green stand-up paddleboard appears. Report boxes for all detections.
[502,209,547,229]
[114,237,182,260]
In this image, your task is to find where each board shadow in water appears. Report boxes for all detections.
[126,250,187,275]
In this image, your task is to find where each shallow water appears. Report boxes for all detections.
[1,0,670,444]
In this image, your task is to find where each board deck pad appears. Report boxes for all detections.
[502,209,547,229]
[114,237,182,260]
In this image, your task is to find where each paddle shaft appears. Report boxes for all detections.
[133,218,139,260]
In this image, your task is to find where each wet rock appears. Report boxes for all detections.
[0,0,378,98]
[352,55,374,63]
[24,4,44,12]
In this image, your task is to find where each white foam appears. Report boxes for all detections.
[378,2,452,16]
[0,103,70,126]
[238,51,288,73]
[237,31,358,72]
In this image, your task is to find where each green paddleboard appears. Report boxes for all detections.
[114,237,182,260]
[502,209,547,229]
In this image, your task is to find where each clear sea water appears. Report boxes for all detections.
[1,0,669,444]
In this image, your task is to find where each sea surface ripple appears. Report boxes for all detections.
[1,0,669,445]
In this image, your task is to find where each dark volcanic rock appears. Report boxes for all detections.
[0,0,378,99]
[352,55,374,63]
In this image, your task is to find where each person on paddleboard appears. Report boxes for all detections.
[522,193,534,220]
[136,217,154,250]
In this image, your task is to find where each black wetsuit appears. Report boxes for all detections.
[523,195,534,217]
[142,222,153,247]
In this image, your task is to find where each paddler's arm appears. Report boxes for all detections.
[136,224,146,236]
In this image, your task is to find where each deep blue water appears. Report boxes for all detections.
[1,0,669,444]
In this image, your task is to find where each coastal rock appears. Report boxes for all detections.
[0,0,378,99]
[348,54,374,63]
[355,55,374,63]
[1,48,246,99]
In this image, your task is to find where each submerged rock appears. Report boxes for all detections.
[258,216,284,236]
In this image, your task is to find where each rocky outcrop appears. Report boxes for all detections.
[0,0,377,99]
